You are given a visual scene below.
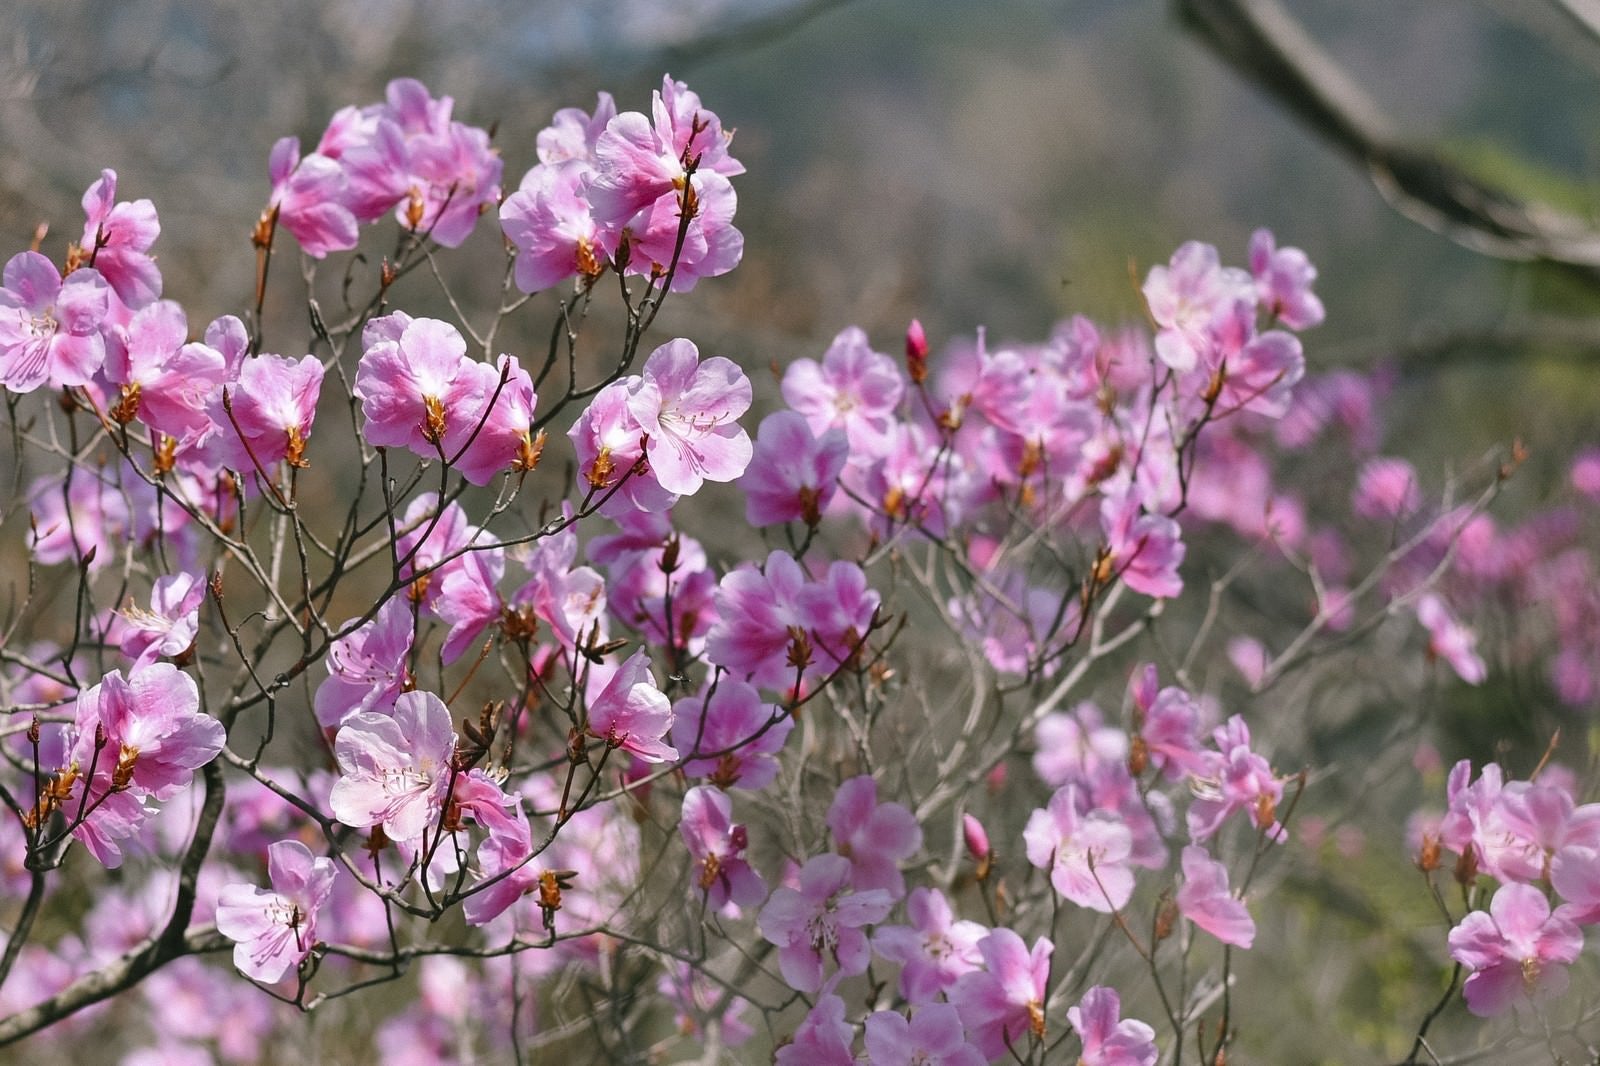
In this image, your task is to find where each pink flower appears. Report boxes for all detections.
[671,679,793,790]
[205,353,324,474]
[1416,594,1487,685]
[781,326,905,461]
[1571,446,1600,504]
[537,93,617,165]
[1142,241,1252,373]
[776,994,856,1066]
[1553,845,1600,925]
[680,785,766,912]
[1248,228,1324,331]
[586,650,677,763]
[568,377,675,514]
[1023,785,1137,912]
[757,853,893,993]
[448,354,538,486]
[70,663,224,802]
[1067,986,1159,1066]
[314,598,414,728]
[77,169,162,309]
[871,886,987,1003]
[28,469,129,573]
[950,928,1052,1060]
[626,339,752,496]
[1100,486,1185,600]
[0,251,110,392]
[118,572,206,667]
[103,301,225,440]
[1175,845,1255,948]
[267,137,359,258]
[1448,882,1583,1017]
[864,1004,984,1066]
[329,690,457,843]
[500,160,609,293]
[355,316,482,456]
[1186,717,1285,843]
[215,840,336,984]
[704,550,812,689]
[741,410,850,527]
[1352,457,1422,521]
[827,775,923,897]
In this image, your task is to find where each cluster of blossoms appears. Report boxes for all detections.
[0,68,1596,1066]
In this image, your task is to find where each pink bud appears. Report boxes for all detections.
[962,813,990,861]
[905,319,929,383]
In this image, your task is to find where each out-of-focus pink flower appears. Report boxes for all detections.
[871,886,986,1003]
[1352,457,1422,521]
[28,469,129,573]
[864,1004,984,1066]
[586,649,677,763]
[1068,986,1159,1066]
[1449,882,1583,1017]
[1571,447,1600,504]
[1024,785,1136,911]
[1416,593,1486,685]
[1553,845,1600,925]
[0,251,110,392]
[1100,486,1185,600]
[329,690,456,843]
[680,785,766,912]
[1186,716,1285,844]
[1176,845,1255,948]
[741,410,849,527]
[1247,228,1324,331]
[78,169,162,309]
[216,840,336,983]
[758,853,893,993]
[826,775,922,898]
[950,928,1052,1060]
[1142,241,1252,373]
[782,326,905,462]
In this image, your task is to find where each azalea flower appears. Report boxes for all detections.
[216,840,336,983]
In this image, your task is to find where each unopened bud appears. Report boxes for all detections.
[1155,896,1179,941]
[1453,847,1478,887]
[1128,734,1149,777]
[905,319,929,384]
[1416,833,1441,873]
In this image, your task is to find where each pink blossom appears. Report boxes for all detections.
[1067,986,1159,1066]
[704,550,811,690]
[267,136,359,258]
[1352,457,1422,521]
[757,852,893,993]
[1175,845,1255,948]
[671,679,793,790]
[1247,228,1324,330]
[1186,716,1285,843]
[680,785,766,912]
[864,1005,984,1066]
[588,75,742,227]
[626,339,752,496]
[0,251,110,392]
[28,469,130,573]
[586,649,677,763]
[658,960,754,1048]
[741,410,850,526]
[70,663,224,802]
[827,775,922,897]
[1571,446,1600,504]
[329,690,457,843]
[215,840,336,983]
[950,928,1052,1059]
[118,572,205,667]
[1100,486,1185,600]
[1142,241,1252,373]
[1416,594,1487,684]
[355,316,482,456]
[799,560,882,673]
[501,160,608,293]
[205,353,324,474]
[781,326,905,461]
[103,301,225,440]
[394,492,483,612]
[432,540,505,663]
[870,886,987,1003]
[1553,845,1600,925]
[447,354,538,486]
[537,92,617,165]
[568,377,675,514]
[1023,784,1137,912]
[1449,882,1583,1017]
[77,169,162,309]
[963,814,991,864]
[1033,701,1127,788]
[314,598,414,728]
[776,994,856,1066]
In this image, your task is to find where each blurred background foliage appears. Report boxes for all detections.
[2,1,1598,1062]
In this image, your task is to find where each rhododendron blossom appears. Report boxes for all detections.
[216,841,336,984]
[330,691,457,842]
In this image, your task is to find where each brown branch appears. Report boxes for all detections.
[1175,0,1600,278]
